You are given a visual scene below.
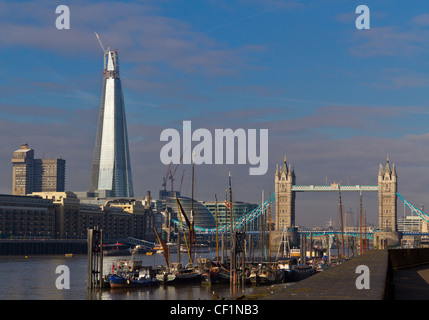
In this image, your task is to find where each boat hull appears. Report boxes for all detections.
[202,268,230,285]
[279,266,315,282]
[249,268,282,285]
[249,274,281,285]
[109,275,159,288]
[170,272,202,284]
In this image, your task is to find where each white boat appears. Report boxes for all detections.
[250,264,282,285]
[180,244,210,254]
[154,243,178,254]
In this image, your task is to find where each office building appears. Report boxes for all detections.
[89,48,134,198]
[0,194,56,238]
[11,144,65,195]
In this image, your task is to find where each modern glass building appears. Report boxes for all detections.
[166,196,216,230]
[89,49,133,197]
[201,201,258,231]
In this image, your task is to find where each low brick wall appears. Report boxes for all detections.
[389,248,429,269]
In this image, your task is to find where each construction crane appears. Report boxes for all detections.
[95,32,106,53]
[94,32,110,76]
[161,151,186,197]
[179,169,185,194]
[165,152,184,192]
[162,162,172,192]
[161,161,182,193]
[169,162,180,192]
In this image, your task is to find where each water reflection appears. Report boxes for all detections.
[0,253,256,300]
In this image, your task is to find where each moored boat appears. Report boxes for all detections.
[202,266,230,285]
[103,243,131,256]
[130,244,152,255]
[314,260,329,273]
[108,260,159,288]
[157,262,202,285]
[295,264,316,280]
[180,243,210,254]
[154,243,178,254]
[250,264,282,285]
[277,258,297,282]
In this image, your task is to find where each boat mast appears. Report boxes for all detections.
[364,209,367,253]
[260,189,265,262]
[228,171,234,287]
[268,193,272,268]
[215,194,219,265]
[242,204,246,288]
[338,184,345,259]
[175,194,192,265]
[359,191,363,255]
[223,191,228,265]
[190,152,196,264]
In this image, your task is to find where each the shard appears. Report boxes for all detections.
[89,48,134,197]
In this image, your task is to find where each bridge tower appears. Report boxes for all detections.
[378,155,397,232]
[375,155,401,248]
[274,155,295,231]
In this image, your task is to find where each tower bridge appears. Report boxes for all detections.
[174,155,429,249]
[274,155,400,247]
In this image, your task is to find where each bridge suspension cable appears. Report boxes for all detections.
[172,193,276,233]
[397,192,429,223]
[168,192,429,238]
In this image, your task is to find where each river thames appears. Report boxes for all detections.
[0,252,267,300]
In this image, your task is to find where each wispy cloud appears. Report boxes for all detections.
[0,1,264,79]
[369,68,429,89]
[350,26,428,57]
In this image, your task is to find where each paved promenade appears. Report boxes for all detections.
[246,249,429,300]
[254,250,389,300]
[393,263,429,300]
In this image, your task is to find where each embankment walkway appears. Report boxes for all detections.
[247,248,429,300]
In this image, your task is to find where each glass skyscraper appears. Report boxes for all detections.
[89,49,134,197]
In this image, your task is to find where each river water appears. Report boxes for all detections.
[0,253,261,300]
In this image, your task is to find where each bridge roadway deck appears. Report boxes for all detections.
[253,250,390,300]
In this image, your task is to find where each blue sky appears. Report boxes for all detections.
[1,0,429,227]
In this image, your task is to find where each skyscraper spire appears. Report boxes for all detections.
[89,43,134,197]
